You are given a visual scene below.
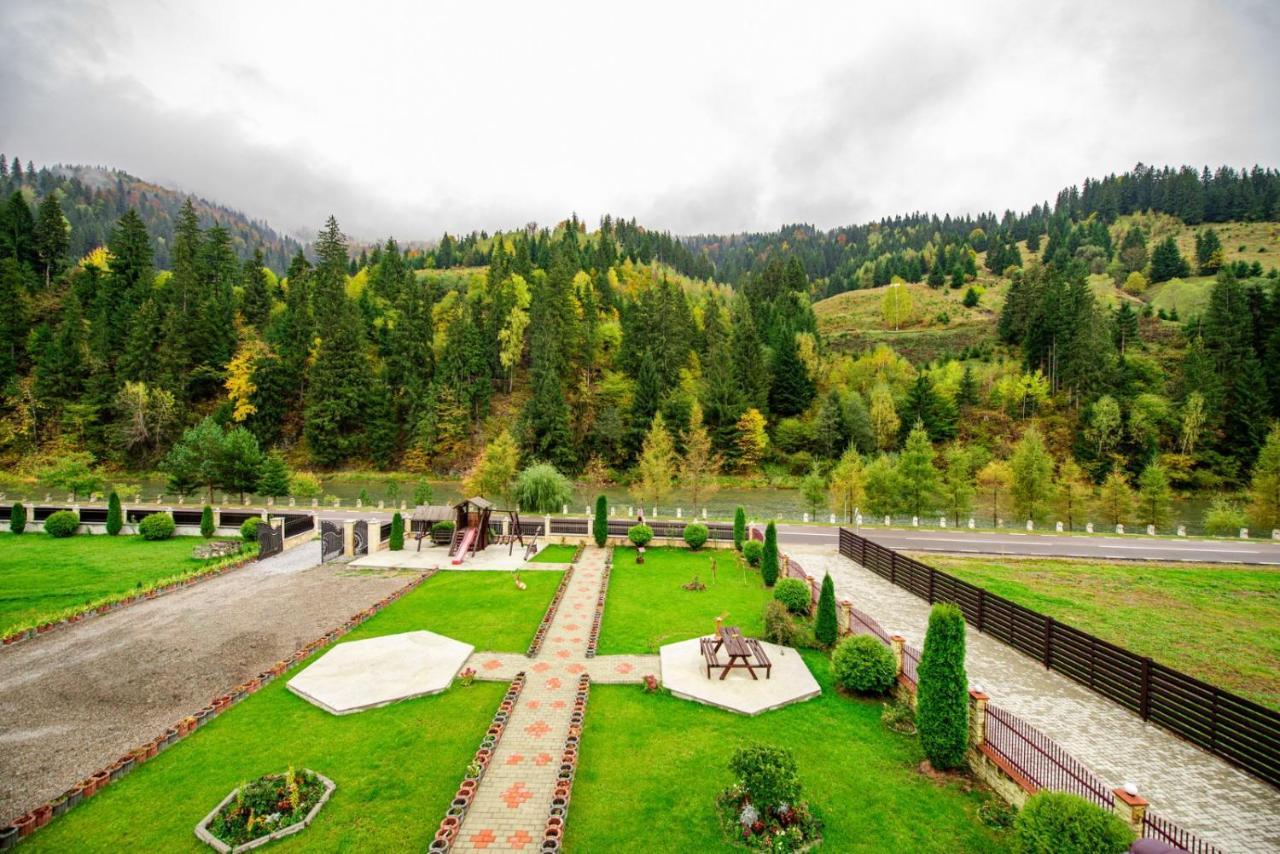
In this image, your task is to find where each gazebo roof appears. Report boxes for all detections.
[411,504,455,522]
[454,496,494,510]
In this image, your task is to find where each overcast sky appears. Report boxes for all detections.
[2,0,1277,242]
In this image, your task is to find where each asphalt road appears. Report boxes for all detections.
[774,523,1280,564]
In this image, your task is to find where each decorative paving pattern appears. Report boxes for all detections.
[449,546,624,853]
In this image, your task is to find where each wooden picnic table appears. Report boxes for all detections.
[709,626,759,680]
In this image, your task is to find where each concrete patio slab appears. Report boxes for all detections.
[350,545,568,573]
[287,630,474,715]
[659,637,821,715]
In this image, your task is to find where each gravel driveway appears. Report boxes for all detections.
[0,545,415,821]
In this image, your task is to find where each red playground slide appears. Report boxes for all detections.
[451,525,478,565]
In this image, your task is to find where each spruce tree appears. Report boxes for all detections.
[761,520,779,586]
[1150,236,1190,283]
[896,423,940,518]
[240,247,273,330]
[257,452,292,497]
[768,327,814,416]
[1226,355,1270,466]
[593,494,608,547]
[33,191,68,288]
[106,491,122,536]
[814,573,838,648]
[917,603,969,770]
[899,373,955,442]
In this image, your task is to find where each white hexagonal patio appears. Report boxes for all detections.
[287,630,474,715]
[659,637,821,715]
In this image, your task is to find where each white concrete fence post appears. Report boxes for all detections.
[1086,522,1094,533]
[1056,521,1063,532]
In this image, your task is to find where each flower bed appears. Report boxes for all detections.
[541,673,590,853]
[715,744,822,852]
[429,673,527,852]
[583,551,612,658]
[527,569,574,656]
[0,546,259,648]
[195,768,335,853]
[4,570,438,845]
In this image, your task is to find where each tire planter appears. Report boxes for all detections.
[194,770,335,853]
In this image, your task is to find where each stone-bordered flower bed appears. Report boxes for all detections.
[196,768,334,853]
[429,673,527,852]
[527,569,574,656]
[541,673,590,852]
[4,570,438,846]
[583,551,611,658]
[0,547,258,648]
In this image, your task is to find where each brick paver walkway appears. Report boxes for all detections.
[452,546,637,852]
[788,545,1280,854]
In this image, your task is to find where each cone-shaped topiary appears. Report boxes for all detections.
[10,501,26,534]
[761,521,779,586]
[390,512,404,550]
[200,505,215,538]
[815,573,838,647]
[733,506,746,551]
[593,495,608,547]
[106,492,123,536]
[917,602,969,770]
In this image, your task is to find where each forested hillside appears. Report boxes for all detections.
[0,156,301,272]
[1,159,1279,534]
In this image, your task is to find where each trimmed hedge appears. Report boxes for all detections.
[390,512,404,551]
[200,505,215,538]
[240,517,263,542]
[1013,791,1134,854]
[742,539,764,566]
[106,492,123,536]
[773,578,811,615]
[10,501,25,534]
[627,523,653,548]
[44,510,79,538]
[917,602,969,770]
[593,495,608,547]
[832,635,896,695]
[761,521,779,586]
[139,512,177,541]
[683,522,709,550]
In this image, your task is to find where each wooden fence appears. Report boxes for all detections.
[838,528,1280,789]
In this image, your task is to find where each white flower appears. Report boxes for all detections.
[739,804,759,827]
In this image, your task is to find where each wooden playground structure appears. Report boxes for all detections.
[410,497,537,564]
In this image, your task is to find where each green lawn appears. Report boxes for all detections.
[0,532,236,635]
[26,569,561,852]
[596,547,770,654]
[565,652,1010,853]
[917,554,1280,711]
[531,544,578,563]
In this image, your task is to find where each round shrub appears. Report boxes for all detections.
[773,578,811,615]
[240,517,263,542]
[742,539,764,566]
[138,512,176,541]
[627,523,653,548]
[44,510,79,538]
[1203,497,1246,537]
[833,635,897,695]
[1013,791,1134,854]
[682,522,709,550]
[763,600,798,646]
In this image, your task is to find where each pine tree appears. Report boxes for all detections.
[956,364,978,408]
[240,247,273,330]
[633,412,677,507]
[304,217,368,467]
[814,573,838,648]
[917,603,969,770]
[762,521,779,586]
[33,191,68,288]
[1225,356,1270,465]
[1195,228,1223,274]
[768,328,814,416]
[730,296,770,413]
[1150,236,1190,283]
[1010,426,1055,523]
[0,260,27,388]
[258,452,291,497]
[106,491,122,536]
[1113,302,1140,354]
[898,373,955,442]
[593,494,608,547]
[895,422,940,518]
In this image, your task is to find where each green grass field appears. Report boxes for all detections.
[1146,276,1216,318]
[0,533,235,635]
[595,547,770,654]
[531,543,578,563]
[915,554,1280,710]
[565,652,1010,853]
[24,569,560,852]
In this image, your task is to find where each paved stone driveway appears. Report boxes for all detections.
[452,547,651,852]
[788,545,1280,854]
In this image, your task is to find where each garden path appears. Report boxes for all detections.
[452,546,646,853]
[788,544,1280,854]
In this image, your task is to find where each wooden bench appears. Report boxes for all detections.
[746,638,772,679]
[699,637,721,678]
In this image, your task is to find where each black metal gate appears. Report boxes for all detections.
[258,522,283,558]
[353,520,369,556]
[320,520,344,562]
